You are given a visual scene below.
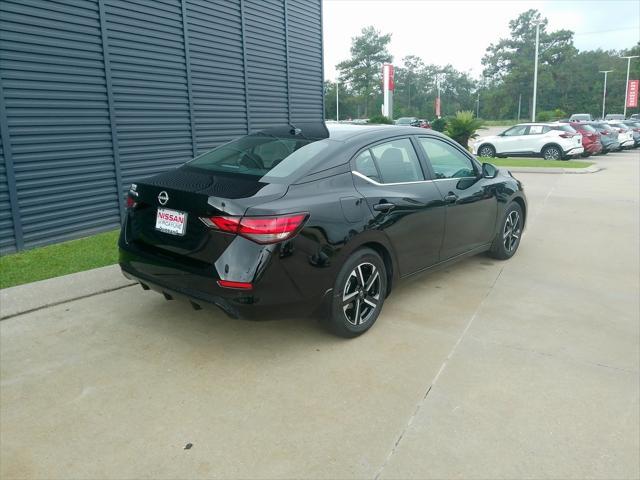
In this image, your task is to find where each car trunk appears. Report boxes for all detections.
[126,166,287,266]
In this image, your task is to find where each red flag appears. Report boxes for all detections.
[627,80,639,108]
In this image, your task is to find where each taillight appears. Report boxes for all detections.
[601,130,610,135]
[126,195,137,209]
[203,213,308,244]
[217,280,253,290]
[559,132,574,138]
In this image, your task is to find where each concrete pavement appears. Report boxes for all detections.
[1,150,638,479]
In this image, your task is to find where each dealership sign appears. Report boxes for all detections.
[627,80,639,108]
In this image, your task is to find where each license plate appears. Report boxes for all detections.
[155,208,187,236]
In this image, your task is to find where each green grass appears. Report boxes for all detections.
[479,157,594,169]
[0,229,120,289]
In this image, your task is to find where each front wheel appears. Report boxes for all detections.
[488,202,523,260]
[323,248,387,338]
[542,145,563,160]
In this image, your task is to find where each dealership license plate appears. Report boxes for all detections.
[155,208,187,235]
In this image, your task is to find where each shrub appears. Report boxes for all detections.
[444,111,483,150]
[536,110,552,122]
[368,115,393,124]
[537,108,567,122]
[431,117,448,132]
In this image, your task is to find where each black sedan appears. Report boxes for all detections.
[119,123,526,337]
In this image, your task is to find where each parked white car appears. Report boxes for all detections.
[474,123,584,160]
[606,122,635,148]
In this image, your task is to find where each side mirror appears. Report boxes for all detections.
[482,162,498,179]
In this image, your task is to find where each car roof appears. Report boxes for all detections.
[327,123,422,141]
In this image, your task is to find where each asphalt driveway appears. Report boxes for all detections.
[1,150,639,479]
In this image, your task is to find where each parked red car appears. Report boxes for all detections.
[567,121,603,157]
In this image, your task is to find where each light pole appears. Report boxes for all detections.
[621,55,639,117]
[336,79,339,122]
[476,92,480,118]
[599,70,613,119]
[531,21,541,122]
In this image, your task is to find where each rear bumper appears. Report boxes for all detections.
[601,141,620,151]
[119,237,330,320]
[583,142,603,154]
[563,146,584,156]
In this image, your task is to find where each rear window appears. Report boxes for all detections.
[571,114,591,121]
[187,134,330,180]
[578,124,596,133]
[550,125,577,133]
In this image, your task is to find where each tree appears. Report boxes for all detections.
[337,26,392,117]
[481,9,576,119]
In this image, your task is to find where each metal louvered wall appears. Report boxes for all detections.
[0,0,323,254]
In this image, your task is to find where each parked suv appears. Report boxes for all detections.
[474,123,584,160]
[605,114,625,121]
[629,114,640,121]
[569,113,593,121]
[622,120,640,147]
[607,122,635,149]
[564,121,602,157]
[588,122,621,153]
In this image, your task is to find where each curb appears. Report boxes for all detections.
[502,165,602,174]
[0,265,136,320]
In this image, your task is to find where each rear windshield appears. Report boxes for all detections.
[187,133,330,180]
[578,124,597,133]
[550,125,577,133]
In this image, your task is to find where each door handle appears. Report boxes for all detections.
[444,193,458,204]
[373,202,396,212]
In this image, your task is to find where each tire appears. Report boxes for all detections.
[323,248,387,338]
[488,202,523,260]
[580,152,591,158]
[477,144,496,158]
[542,145,563,160]
[599,149,609,155]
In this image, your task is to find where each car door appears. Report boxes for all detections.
[496,124,530,154]
[351,137,445,276]
[416,136,498,260]
[525,124,550,153]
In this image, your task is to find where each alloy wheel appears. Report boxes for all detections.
[503,210,521,253]
[342,262,381,326]
[479,145,494,157]
[544,147,561,160]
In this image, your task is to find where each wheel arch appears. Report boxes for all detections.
[512,195,527,229]
[359,241,396,297]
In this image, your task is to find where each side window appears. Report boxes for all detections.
[503,125,529,136]
[528,125,544,135]
[354,150,380,183]
[369,139,424,183]
[418,138,476,179]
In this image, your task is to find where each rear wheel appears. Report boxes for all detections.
[488,202,523,260]
[542,145,563,160]
[580,152,591,158]
[324,248,387,338]
[478,144,496,158]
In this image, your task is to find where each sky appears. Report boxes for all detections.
[322,0,640,80]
